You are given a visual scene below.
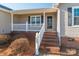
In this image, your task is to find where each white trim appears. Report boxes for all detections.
[72,7,74,26]
[11,13,13,31]
[0,8,12,13]
[28,24,42,27]
[72,6,79,8]
[13,29,26,31]
[72,25,79,27]
[43,12,45,23]
[30,15,41,25]
[43,12,45,30]
[13,29,40,31]
[57,9,61,46]
[27,30,40,31]
[13,24,26,25]
[26,22,28,31]
[46,15,53,30]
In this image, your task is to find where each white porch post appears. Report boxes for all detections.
[57,9,61,46]
[26,22,28,31]
[11,13,13,31]
[43,12,45,24]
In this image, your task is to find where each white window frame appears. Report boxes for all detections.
[30,15,41,25]
[72,7,79,27]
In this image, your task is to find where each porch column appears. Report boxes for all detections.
[11,13,13,31]
[57,9,61,46]
[43,12,45,24]
[26,22,28,31]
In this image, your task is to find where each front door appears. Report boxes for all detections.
[46,16,53,32]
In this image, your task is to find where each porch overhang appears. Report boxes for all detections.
[12,8,58,14]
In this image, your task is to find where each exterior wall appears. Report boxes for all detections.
[13,15,20,24]
[0,10,11,34]
[13,13,42,24]
[59,3,79,37]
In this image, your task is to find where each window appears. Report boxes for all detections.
[30,16,41,25]
[31,17,35,24]
[36,16,40,24]
[74,8,79,25]
[72,7,79,26]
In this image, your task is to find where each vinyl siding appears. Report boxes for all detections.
[0,10,11,34]
[59,3,79,37]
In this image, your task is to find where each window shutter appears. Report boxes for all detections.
[41,15,43,23]
[67,7,72,26]
[28,16,30,24]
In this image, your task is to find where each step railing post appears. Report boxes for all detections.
[35,32,39,55]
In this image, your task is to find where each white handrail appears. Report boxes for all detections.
[13,24,26,31]
[35,23,45,55]
[13,24,42,31]
[13,24,26,25]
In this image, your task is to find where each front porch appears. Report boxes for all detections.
[11,8,58,32]
[12,14,43,31]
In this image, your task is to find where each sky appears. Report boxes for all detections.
[0,3,53,10]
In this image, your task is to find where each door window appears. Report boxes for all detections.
[47,16,52,29]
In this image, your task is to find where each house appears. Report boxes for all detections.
[0,3,79,55]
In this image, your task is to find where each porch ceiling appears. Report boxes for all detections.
[12,8,58,14]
